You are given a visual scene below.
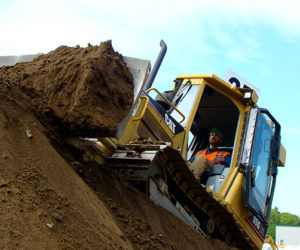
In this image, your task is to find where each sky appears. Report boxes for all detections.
[1,0,300,217]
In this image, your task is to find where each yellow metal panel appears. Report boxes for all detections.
[146,102,186,149]
[118,95,150,144]
[279,144,286,167]
[223,172,264,249]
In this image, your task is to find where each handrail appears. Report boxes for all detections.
[132,95,149,121]
[146,88,185,123]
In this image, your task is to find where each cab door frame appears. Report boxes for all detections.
[243,108,281,236]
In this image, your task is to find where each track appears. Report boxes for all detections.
[156,146,254,249]
[106,142,255,249]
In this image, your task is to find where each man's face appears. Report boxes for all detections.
[209,132,223,147]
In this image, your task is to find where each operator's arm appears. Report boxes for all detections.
[223,154,231,167]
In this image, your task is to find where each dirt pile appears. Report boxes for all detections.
[0,42,234,249]
[0,82,131,249]
[0,41,133,137]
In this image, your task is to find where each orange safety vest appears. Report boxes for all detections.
[195,148,230,165]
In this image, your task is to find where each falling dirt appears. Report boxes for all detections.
[0,41,133,137]
[0,42,234,249]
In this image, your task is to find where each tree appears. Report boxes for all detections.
[279,212,300,225]
[267,208,280,239]
[266,208,300,240]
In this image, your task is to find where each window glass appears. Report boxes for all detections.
[249,113,274,217]
[169,83,200,127]
[186,131,196,160]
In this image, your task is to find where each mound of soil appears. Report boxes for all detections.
[0,41,133,137]
[0,43,234,249]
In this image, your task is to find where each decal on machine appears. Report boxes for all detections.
[252,216,261,231]
[165,113,176,134]
[245,215,266,242]
[224,69,261,96]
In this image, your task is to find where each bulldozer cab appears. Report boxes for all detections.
[156,76,240,158]
[154,76,240,191]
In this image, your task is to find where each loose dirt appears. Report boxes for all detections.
[0,42,234,249]
[0,41,133,137]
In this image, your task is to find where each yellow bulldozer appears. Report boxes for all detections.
[1,41,286,249]
[70,40,285,249]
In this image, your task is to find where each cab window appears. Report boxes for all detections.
[186,85,240,161]
[248,112,275,217]
[169,83,200,128]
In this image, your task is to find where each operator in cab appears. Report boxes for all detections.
[189,127,231,181]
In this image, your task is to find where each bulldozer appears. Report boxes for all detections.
[72,40,286,249]
[1,41,286,249]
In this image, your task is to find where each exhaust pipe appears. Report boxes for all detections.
[143,40,167,91]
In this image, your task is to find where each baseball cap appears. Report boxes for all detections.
[210,127,224,138]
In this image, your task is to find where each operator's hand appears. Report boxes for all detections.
[216,153,225,163]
